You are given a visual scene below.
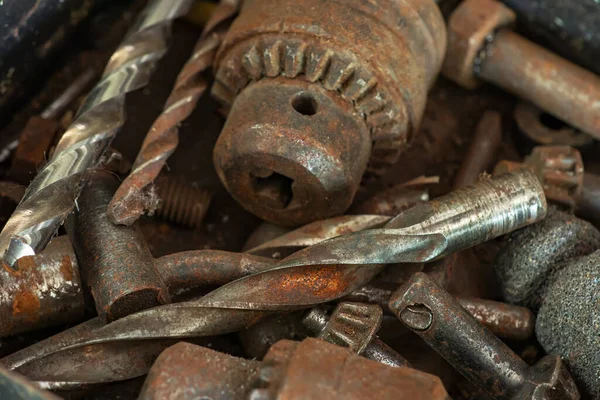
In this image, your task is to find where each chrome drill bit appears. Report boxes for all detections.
[0,0,194,266]
[201,169,547,310]
[0,170,547,389]
[107,0,240,226]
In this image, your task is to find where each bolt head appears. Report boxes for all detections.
[443,0,516,89]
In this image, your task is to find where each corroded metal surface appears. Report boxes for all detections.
[0,236,83,338]
[67,172,171,323]
[525,146,584,209]
[251,338,448,399]
[0,0,194,266]
[212,0,447,226]
[314,303,383,354]
[140,338,446,399]
[480,28,600,138]
[351,186,430,217]
[344,284,536,341]
[514,101,594,149]
[452,111,502,189]
[0,171,545,387]
[107,0,239,226]
[246,215,390,259]
[457,297,535,341]
[445,0,600,139]
[495,146,584,210]
[390,273,579,399]
[157,250,277,296]
[153,175,213,229]
[139,342,260,400]
[302,302,410,367]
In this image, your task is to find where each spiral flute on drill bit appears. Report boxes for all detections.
[0,170,546,388]
[0,0,194,266]
[107,0,241,226]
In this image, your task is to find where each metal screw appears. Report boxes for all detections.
[154,175,212,229]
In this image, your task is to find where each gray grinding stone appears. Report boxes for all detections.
[536,250,600,399]
[494,208,600,310]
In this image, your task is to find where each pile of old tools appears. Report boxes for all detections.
[0,0,599,398]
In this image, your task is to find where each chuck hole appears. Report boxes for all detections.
[251,171,294,210]
[292,92,318,116]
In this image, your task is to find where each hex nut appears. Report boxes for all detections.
[443,0,516,89]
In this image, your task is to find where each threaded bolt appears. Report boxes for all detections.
[155,176,212,229]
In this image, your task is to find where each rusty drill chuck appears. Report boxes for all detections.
[212,0,446,226]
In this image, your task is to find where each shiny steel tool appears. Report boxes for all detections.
[107,0,241,226]
[0,169,546,388]
[0,0,194,266]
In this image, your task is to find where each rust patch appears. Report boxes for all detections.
[12,290,41,317]
[60,255,74,281]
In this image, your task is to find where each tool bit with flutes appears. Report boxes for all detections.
[0,169,547,387]
[107,0,240,226]
[0,0,194,266]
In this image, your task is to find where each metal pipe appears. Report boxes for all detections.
[67,172,171,323]
[478,29,600,138]
[453,111,502,189]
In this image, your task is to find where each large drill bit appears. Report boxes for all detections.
[107,0,240,226]
[0,0,194,266]
[0,170,546,388]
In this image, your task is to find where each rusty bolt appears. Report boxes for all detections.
[212,0,446,226]
[444,0,600,139]
[154,175,212,229]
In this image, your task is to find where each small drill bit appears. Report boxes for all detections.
[107,0,240,226]
[0,0,194,266]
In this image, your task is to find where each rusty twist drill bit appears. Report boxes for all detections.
[108,0,240,226]
[0,0,194,266]
[0,170,545,388]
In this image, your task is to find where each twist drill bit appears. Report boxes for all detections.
[107,0,241,226]
[0,0,194,266]
[0,170,545,388]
